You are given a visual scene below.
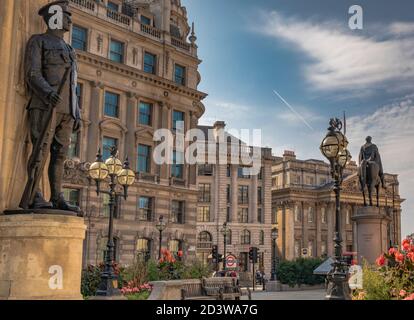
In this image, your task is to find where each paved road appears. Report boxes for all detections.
[242,289,326,300]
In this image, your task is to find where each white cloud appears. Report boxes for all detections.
[346,98,414,237]
[260,12,414,93]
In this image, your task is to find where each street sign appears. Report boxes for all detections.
[226,254,237,269]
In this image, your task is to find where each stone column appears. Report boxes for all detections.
[352,205,358,253]
[87,81,104,162]
[250,174,258,223]
[231,165,238,223]
[125,92,137,170]
[158,103,170,182]
[327,202,335,257]
[281,203,287,259]
[316,203,322,257]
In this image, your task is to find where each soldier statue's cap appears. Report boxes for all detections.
[38,0,72,17]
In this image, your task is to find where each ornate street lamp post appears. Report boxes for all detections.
[156,215,167,260]
[89,147,135,297]
[271,228,279,281]
[320,118,352,300]
[220,222,230,272]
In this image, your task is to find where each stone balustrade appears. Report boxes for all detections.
[68,0,194,56]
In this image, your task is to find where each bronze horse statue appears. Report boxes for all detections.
[358,136,386,207]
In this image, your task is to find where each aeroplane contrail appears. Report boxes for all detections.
[273,90,314,131]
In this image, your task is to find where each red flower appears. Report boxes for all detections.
[402,239,411,251]
[177,250,183,258]
[376,254,386,266]
[407,251,414,263]
[400,290,407,297]
[395,251,404,263]
[404,293,414,300]
[388,247,398,256]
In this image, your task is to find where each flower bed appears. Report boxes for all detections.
[353,237,414,300]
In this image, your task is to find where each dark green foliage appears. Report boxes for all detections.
[276,257,325,287]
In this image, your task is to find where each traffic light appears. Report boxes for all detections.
[212,245,219,262]
[249,247,259,263]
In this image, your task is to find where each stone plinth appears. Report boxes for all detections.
[352,207,391,265]
[266,280,281,292]
[0,214,86,300]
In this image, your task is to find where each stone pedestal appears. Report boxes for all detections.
[0,214,86,300]
[266,280,281,292]
[352,207,390,265]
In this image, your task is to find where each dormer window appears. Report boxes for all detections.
[170,24,181,38]
[141,15,151,26]
[107,1,119,12]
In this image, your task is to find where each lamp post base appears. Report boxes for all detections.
[325,271,351,300]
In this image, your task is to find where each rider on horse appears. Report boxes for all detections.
[358,136,385,188]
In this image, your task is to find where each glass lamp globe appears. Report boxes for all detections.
[156,216,166,232]
[221,223,230,236]
[118,167,135,186]
[335,131,349,151]
[105,156,123,175]
[320,133,340,160]
[271,228,279,240]
[338,149,352,168]
[89,155,109,180]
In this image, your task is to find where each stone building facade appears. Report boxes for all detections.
[272,150,403,262]
[195,122,274,275]
[58,0,207,266]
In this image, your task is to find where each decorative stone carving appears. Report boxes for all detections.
[63,160,90,185]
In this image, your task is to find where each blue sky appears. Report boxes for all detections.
[183,0,414,238]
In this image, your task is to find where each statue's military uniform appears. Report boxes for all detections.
[358,138,385,187]
[24,1,81,207]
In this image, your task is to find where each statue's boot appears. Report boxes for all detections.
[52,192,81,214]
[31,191,53,209]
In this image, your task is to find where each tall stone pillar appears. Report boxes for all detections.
[353,206,391,264]
[316,203,322,257]
[87,81,104,162]
[352,205,358,253]
[125,92,137,170]
[327,202,335,257]
[250,174,258,223]
[231,165,238,223]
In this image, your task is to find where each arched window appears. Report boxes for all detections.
[259,230,265,245]
[241,230,251,245]
[197,231,213,249]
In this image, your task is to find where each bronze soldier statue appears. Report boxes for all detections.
[358,136,385,207]
[20,1,81,213]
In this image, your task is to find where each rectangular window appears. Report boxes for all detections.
[171,200,184,224]
[198,164,213,176]
[257,208,263,224]
[321,207,327,224]
[138,102,152,126]
[172,151,184,179]
[198,184,211,202]
[197,206,210,222]
[238,208,248,223]
[71,25,87,51]
[272,207,278,224]
[238,167,250,179]
[138,197,153,221]
[63,188,80,206]
[109,39,124,63]
[144,52,156,74]
[294,205,301,222]
[174,64,186,86]
[257,187,262,205]
[226,207,231,223]
[226,165,231,177]
[102,136,118,160]
[308,207,314,223]
[76,83,83,109]
[172,110,185,132]
[107,1,119,11]
[104,92,120,118]
[141,15,151,26]
[238,186,249,204]
[137,144,151,173]
[68,132,80,158]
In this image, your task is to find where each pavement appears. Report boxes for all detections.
[242,289,326,300]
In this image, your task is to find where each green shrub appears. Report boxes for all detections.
[81,265,102,298]
[276,257,325,287]
[360,264,391,300]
